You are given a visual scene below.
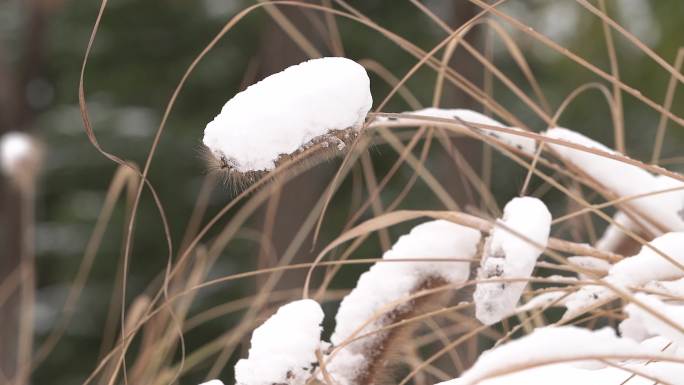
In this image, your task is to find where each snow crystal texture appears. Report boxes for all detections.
[234,299,324,385]
[203,57,372,172]
[474,197,551,325]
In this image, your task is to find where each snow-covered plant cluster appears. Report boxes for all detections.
[196,56,684,385]
[12,0,681,384]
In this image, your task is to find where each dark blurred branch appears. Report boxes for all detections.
[0,0,55,382]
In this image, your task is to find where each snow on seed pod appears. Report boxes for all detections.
[234,299,325,385]
[202,57,372,186]
[473,196,551,325]
[326,220,481,385]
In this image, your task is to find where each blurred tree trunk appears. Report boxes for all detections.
[0,187,23,380]
[431,1,485,215]
[0,0,52,381]
[252,4,330,293]
[427,1,484,376]
[0,38,25,385]
[440,2,483,109]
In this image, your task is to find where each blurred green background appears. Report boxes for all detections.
[0,0,683,384]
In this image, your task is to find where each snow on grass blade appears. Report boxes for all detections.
[440,362,684,385]
[473,197,551,325]
[563,232,684,321]
[544,127,684,234]
[602,232,684,285]
[234,299,324,385]
[516,290,567,313]
[440,326,681,385]
[567,256,611,280]
[626,294,684,346]
[644,277,684,297]
[203,57,372,176]
[327,220,481,385]
[595,210,644,256]
[375,108,536,154]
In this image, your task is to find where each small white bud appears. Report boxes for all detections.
[0,131,41,189]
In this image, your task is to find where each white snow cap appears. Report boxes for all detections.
[474,197,552,325]
[564,232,684,320]
[380,108,536,154]
[234,299,324,385]
[445,326,678,385]
[203,57,372,173]
[544,127,684,233]
[0,131,37,178]
[327,220,481,385]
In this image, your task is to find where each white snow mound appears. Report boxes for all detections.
[474,197,551,325]
[234,299,324,385]
[203,57,372,173]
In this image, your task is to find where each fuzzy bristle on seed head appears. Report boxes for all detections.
[200,127,362,193]
[202,57,372,179]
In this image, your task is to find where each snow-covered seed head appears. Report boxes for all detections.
[202,57,372,185]
[234,299,325,385]
[0,131,42,189]
[327,220,481,385]
[474,197,551,325]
